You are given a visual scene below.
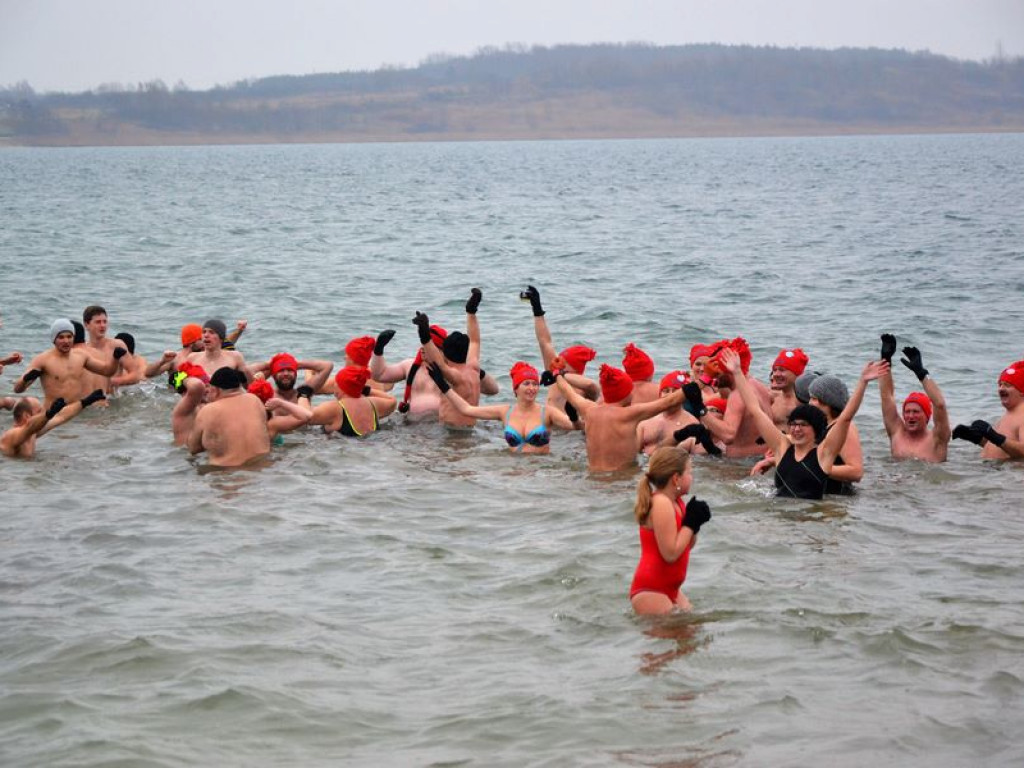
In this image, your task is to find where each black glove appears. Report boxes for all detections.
[900,346,928,381]
[519,285,545,317]
[880,333,897,363]
[45,398,67,420]
[465,288,482,315]
[413,312,431,345]
[425,362,450,394]
[952,424,984,445]
[113,347,127,360]
[22,368,42,384]
[374,329,395,356]
[540,370,557,387]
[683,498,712,534]
[673,423,722,456]
[296,385,314,400]
[564,401,579,423]
[682,382,706,417]
[971,419,1006,448]
[80,389,106,408]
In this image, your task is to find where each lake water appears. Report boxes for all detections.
[1,134,1023,767]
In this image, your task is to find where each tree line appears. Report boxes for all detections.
[2,43,1023,143]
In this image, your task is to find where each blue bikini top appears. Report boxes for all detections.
[504,406,550,449]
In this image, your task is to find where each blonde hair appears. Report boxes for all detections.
[635,446,690,525]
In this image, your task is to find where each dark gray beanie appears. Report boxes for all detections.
[794,372,820,404]
[809,374,849,412]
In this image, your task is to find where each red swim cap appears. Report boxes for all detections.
[599,364,634,404]
[902,391,932,421]
[429,325,447,347]
[705,397,728,414]
[345,336,375,367]
[999,361,1024,394]
[689,343,715,366]
[773,348,809,376]
[180,324,202,347]
[510,361,539,390]
[177,361,209,383]
[335,365,370,398]
[659,370,689,391]
[560,345,596,375]
[269,353,298,375]
[247,379,274,403]
[622,343,654,382]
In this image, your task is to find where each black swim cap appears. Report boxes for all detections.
[115,332,135,355]
[210,366,241,390]
[442,331,470,364]
[72,320,86,345]
[788,404,828,443]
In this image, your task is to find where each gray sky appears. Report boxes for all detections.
[2,0,1022,93]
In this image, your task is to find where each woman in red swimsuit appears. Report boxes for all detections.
[630,446,711,615]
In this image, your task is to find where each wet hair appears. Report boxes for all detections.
[114,332,135,355]
[72,320,86,345]
[83,305,107,323]
[13,398,36,421]
[635,446,690,525]
[442,331,470,364]
[788,403,828,443]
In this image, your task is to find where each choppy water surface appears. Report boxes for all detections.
[1,134,1023,766]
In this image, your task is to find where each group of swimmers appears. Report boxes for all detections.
[3,288,1023,614]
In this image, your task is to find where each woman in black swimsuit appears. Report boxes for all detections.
[718,347,887,500]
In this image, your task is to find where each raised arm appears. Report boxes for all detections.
[718,348,787,456]
[819,360,887,470]
[298,359,334,392]
[900,345,950,446]
[368,329,410,383]
[145,350,177,379]
[521,285,557,369]
[465,288,482,368]
[555,372,598,418]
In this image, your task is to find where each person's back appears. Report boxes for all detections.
[199,394,269,465]
[188,367,269,466]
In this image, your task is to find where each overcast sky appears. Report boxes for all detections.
[2,0,1022,93]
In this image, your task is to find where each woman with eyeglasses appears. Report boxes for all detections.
[717,347,887,499]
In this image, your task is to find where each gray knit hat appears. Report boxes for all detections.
[794,371,820,404]
[50,318,75,342]
[808,374,849,412]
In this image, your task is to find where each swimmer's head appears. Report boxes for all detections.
[345,336,375,367]
[771,348,808,390]
[808,374,848,415]
[181,324,203,349]
[902,391,932,430]
[999,361,1024,395]
[787,404,828,443]
[50,318,75,345]
[599,363,634,405]
[442,331,469,364]
[114,332,135,355]
[203,319,227,342]
[510,361,539,393]
[560,345,596,375]
[659,370,688,395]
[247,378,274,404]
[12,397,41,424]
[636,446,692,524]
[705,396,728,416]
[794,371,820,404]
[622,343,654,382]
[209,366,241,391]
[335,365,370,398]
[72,320,86,345]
